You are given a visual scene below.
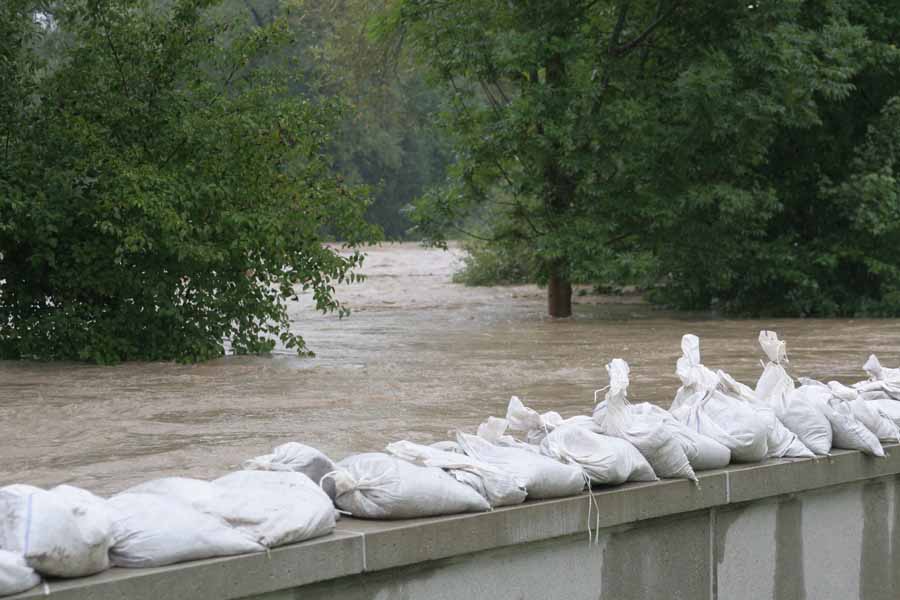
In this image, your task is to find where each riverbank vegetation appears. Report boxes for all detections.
[2,0,899,362]
[0,0,380,362]
[401,0,900,318]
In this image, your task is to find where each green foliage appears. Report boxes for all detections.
[647,1,900,316]
[452,240,535,287]
[0,0,379,363]
[233,0,452,238]
[399,0,900,316]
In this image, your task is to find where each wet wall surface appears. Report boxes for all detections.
[3,244,900,494]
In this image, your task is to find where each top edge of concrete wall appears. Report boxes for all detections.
[13,445,900,600]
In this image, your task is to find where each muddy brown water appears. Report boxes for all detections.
[2,243,900,495]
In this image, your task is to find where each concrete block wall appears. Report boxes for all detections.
[14,446,900,600]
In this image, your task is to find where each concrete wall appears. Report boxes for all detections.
[16,446,900,600]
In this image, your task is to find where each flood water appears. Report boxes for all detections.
[2,242,900,495]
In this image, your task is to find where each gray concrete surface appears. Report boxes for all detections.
[13,445,900,600]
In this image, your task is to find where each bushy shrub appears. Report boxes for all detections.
[0,0,379,363]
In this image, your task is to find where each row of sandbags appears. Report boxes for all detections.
[0,471,336,596]
[246,331,900,521]
[4,330,900,596]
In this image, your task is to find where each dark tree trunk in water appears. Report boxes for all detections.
[548,271,572,318]
[543,51,574,318]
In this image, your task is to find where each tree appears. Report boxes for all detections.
[230,0,452,239]
[0,0,380,363]
[399,0,900,317]
[397,0,685,317]
[646,1,900,316]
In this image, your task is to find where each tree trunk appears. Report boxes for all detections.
[543,51,574,319]
[548,269,572,318]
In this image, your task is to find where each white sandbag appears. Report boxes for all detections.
[854,379,900,401]
[0,551,40,597]
[849,398,900,443]
[505,396,565,444]
[108,493,263,567]
[126,473,335,548]
[772,387,833,455]
[540,424,657,485]
[672,334,720,410]
[482,409,600,452]
[325,453,489,519]
[633,402,731,470]
[868,398,900,426]
[242,442,336,484]
[476,416,541,453]
[828,401,884,456]
[670,331,809,460]
[736,330,815,458]
[851,355,900,400]
[792,385,884,456]
[386,440,526,507]
[826,381,900,443]
[670,389,769,462]
[430,441,465,453]
[719,370,813,459]
[0,485,113,578]
[756,332,832,456]
[456,432,585,499]
[595,399,730,471]
[215,470,336,542]
[599,359,696,481]
[863,354,900,382]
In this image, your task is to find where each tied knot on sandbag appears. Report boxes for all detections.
[320,469,389,499]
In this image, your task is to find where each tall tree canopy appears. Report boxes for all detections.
[0,0,379,363]
[400,0,900,317]
[229,0,452,238]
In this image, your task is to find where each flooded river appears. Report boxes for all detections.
[2,243,900,495]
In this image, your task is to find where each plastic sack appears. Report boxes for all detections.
[826,381,900,443]
[126,473,335,548]
[672,334,720,410]
[792,385,884,456]
[0,484,113,578]
[430,440,465,454]
[242,442,336,484]
[756,331,796,401]
[491,401,602,450]
[853,355,900,400]
[594,399,730,471]
[386,440,526,507]
[540,424,657,485]
[755,332,832,456]
[505,396,565,444]
[476,416,542,453]
[0,551,40,597]
[456,432,585,499]
[599,359,696,481]
[719,369,813,459]
[671,388,769,462]
[868,399,900,426]
[863,354,900,382]
[325,453,490,519]
[854,379,900,402]
[215,470,337,543]
[108,492,263,567]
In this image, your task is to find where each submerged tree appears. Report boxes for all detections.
[0,0,379,363]
[399,0,900,317]
[398,0,661,317]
